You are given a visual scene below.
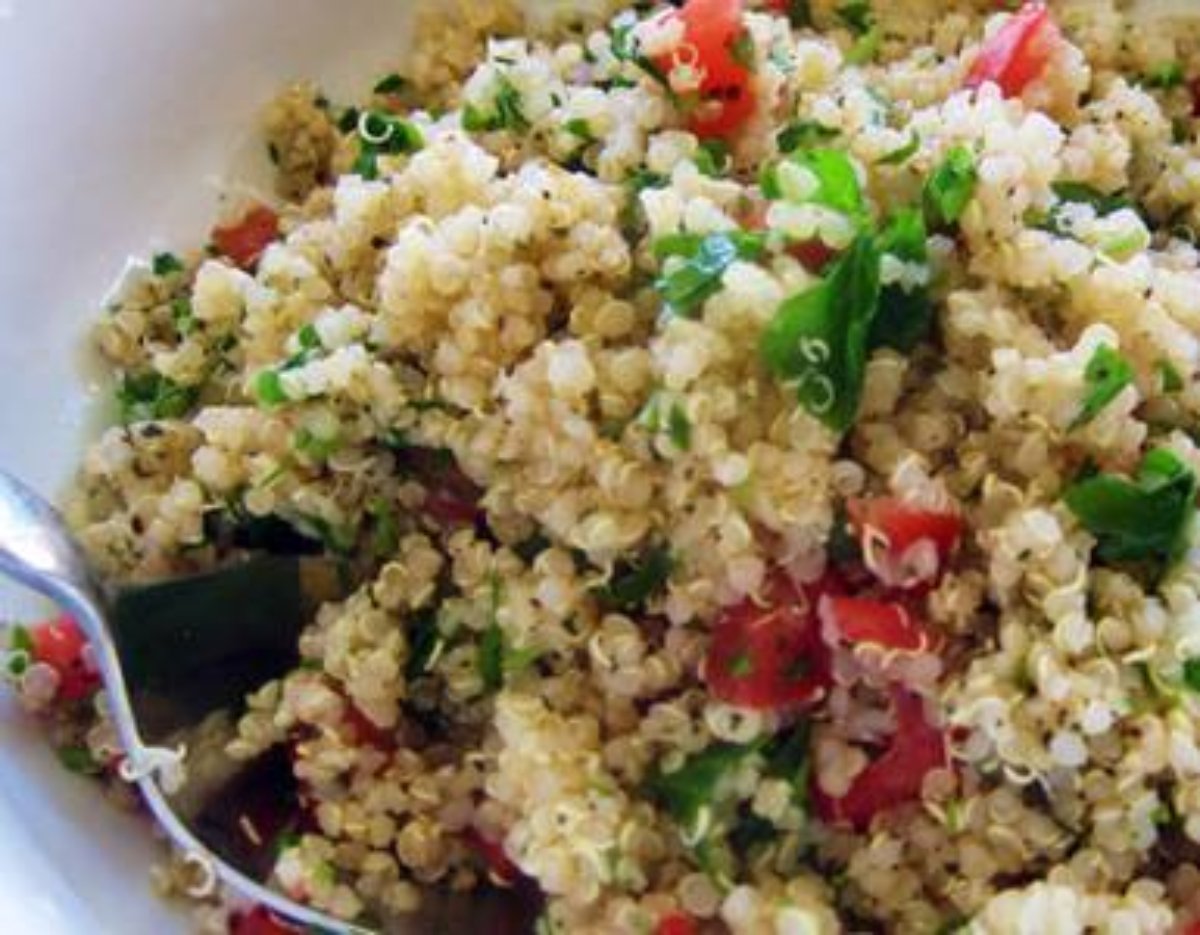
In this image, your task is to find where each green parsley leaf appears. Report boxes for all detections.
[293,426,341,461]
[1051,181,1133,217]
[760,233,882,432]
[923,145,978,230]
[297,323,321,350]
[1142,61,1185,90]
[171,297,196,337]
[695,139,732,178]
[1184,658,1200,693]
[254,370,289,407]
[846,26,881,65]
[836,1,874,35]
[876,131,920,166]
[564,117,596,142]
[782,0,813,28]
[730,31,757,71]
[57,746,104,776]
[869,208,932,353]
[117,372,199,424]
[8,624,32,654]
[478,576,505,692]
[761,149,868,226]
[1159,359,1184,394]
[354,111,425,180]
[373,73,408,95]
[336,106,360,134]
[152,252,184,277]
[645,742,759,842]
[594,546,674,611]
[405,610,446,680]
[1063,448,1197,567]
[776,120,838,154]
[654,231,768,317]
[368,497,400,558]
[463,75,530,134]
[668,402,693,451]
[1072,344,1134,429]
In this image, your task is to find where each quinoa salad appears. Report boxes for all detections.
[8,0,1200,932]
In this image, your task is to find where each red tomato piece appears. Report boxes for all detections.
[820,596,931,653]
[657,912,699,935]
[1181,922,1200,935]
[463,827,522,886]
[848,497,963,590]
[816,689,948,830]
[212,205,280,270]
[656,0,756,139]
[703,572,833,711]
[964,2,1061,98]
[228,905,300,935]
[30,615,99,702]
[342,702,396,752]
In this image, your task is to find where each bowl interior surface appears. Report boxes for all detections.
[0,2,414,930]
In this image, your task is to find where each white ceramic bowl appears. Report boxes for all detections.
[0,3,418,930]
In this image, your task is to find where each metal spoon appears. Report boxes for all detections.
[0,470,537,934]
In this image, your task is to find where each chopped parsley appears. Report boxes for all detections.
[776,120,838,154]
[760,233,882,433]
[594,545,674,611]
[1063,448,1197,568]
[876,131,920,166]
[836,0,874,34]
[151,252,184,277]
[463,75,530,133]
[57,745,104,776]
[654,231,768,317]
[254,370,289,407]
[781,0,814,27]
[478,575,505,692]
[564,117,596,142]
[117,372,200,424]
[293,425,341,461]
[372,72,408,95]
[1072,344,1134,429]
[1142,61,1185,90]
[353,110,424,181]
[761,148,868,228]
[695,139,732,178]
[1159,359,1184,394]
[645,741,758,844]
[406,611,447,680]
[923,145,978,230]
[1184,658,1200,693]
[171,297,196,337]
[870,208,932,353]
[1051,181,1134,217]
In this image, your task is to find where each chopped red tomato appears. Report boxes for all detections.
[1181,922,1200,935]
[30,615,99,702]
[228,905,300,935]
[848,497,963,590]
[655,0,756,139]
[463,827,522,886]
[964,2,1061,98]
[657,912,699,935]
[212,204,280,270]
[815,689,948,830]
[399,448,484,528]
[342,702,396,752]
[703,571,834,710]
[820,596,932,653]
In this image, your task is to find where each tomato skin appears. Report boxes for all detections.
[703,572,835,711]
[821,596,931,653]
[848,497,962,589]
[964,2,1060,98]
[741,201,837,272]
[212,205,280,270]
[657,0,756,139]
[228,906,300,935]
[30,616,99,702]
[463,827,522,886]
[342,702,396,752]
[815,689,947,830]
[657,913,699,935]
